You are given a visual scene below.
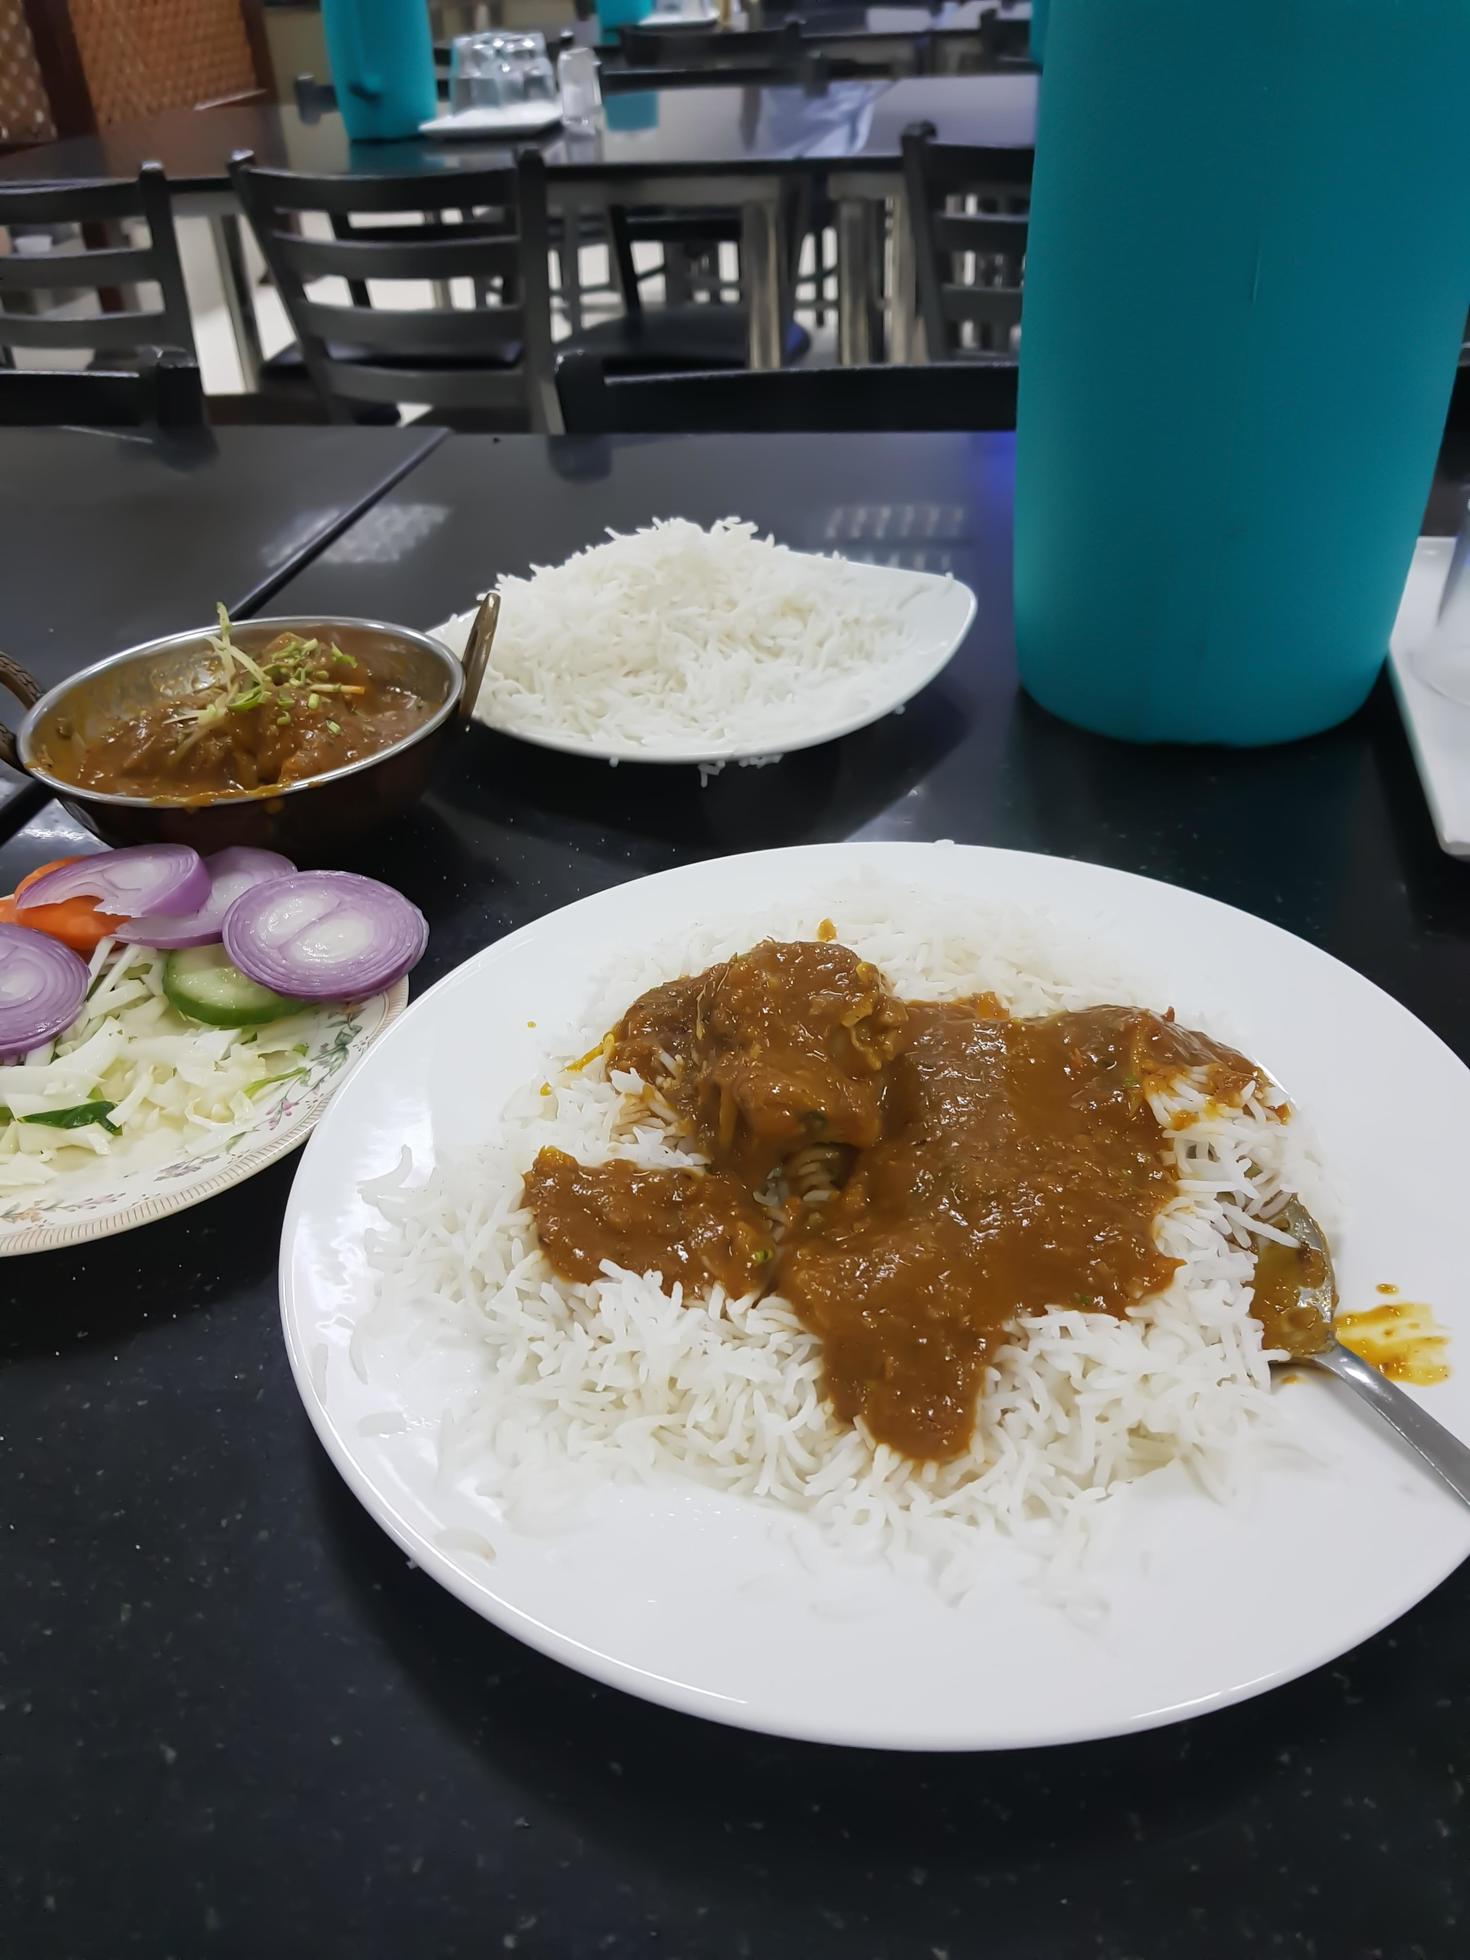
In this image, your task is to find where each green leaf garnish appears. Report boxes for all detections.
[22,1099,120,1134]
[170,608,360,761]
[243,1067,308,1098]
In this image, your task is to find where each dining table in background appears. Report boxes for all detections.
[599,1,1017,66]
[0,419,443,826]
[0,72,1037,382]
[5,425,1470,1960]
[758,0,1032,69]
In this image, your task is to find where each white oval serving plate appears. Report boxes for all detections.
[431,555,978,766]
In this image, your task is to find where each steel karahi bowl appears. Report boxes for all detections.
[0,607,497,859]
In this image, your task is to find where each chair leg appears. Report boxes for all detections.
[208,212,265,391]
[741,203,783,370]
[558,200,585,336]
[835,198,873,367]
[664,244,694,308]
[607,206,641,318]
[888,191,919,364]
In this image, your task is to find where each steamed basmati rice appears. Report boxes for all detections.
[359,891,1323,1599]
[470,517,936,758]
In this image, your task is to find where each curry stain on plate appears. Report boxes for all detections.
[1337,1298,1450,1386]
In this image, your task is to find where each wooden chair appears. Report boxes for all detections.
[555,349,1018,432]
[229,150,559,430]
[0,163,197,368]
[0,349,205,430]
[902,124,1031,358]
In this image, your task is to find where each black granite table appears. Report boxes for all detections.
[6,431,1469,1960]
[0,420,442,828]
[0,74,1034,192]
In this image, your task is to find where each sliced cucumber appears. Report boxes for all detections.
[163,945,298,1028]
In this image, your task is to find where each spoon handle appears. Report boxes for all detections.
[455,590,500,729]
[1314,1341,1470,1508]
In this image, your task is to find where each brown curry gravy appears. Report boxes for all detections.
[524,939,1269,1463]
[1336,1301,1450,1386]
[1250,1235,1334,1357]
[43,637,427,801]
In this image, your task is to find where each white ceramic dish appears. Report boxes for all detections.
[0,981,406,1256]
[431,558,978,765]
[419,104,562,139]
[279,842,1470,1750]
[1389,535,1470,857]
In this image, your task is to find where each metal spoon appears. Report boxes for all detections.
[1272,1198,1470,1507]
[455,589,501,728]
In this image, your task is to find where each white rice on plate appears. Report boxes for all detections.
[469,517,939,761]
[357,890,1323,1604]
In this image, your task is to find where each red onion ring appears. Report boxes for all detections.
[222,871,427,1002]
[115,848,297,951]
[0,922,90,1061]
[17,844,209,921]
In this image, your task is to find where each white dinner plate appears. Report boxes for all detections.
[419,104,562,139]
[430,557,978,765]
[1,982,406,1257]
[279,843,1470,1750]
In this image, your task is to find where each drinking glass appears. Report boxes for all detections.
[494,36,555,106]
[448,33,508,111]
[520,50,559,106]
[558,47,603,124]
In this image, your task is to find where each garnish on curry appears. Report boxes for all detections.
[524,938,1288,1464]
[42,608,427,800]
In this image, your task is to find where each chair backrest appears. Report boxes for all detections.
[803,30,930,78]
[902,123,1031,359]
[555,349,1018,433]
[0,349,205,431]
[555,165,792,366]
[616,20,804,67]
[0,163,196,365]
[603,55,824,91]
[979,10,1030,59]
[230,149,558,429]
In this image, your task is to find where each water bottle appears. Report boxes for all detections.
[321,0,438,141]
[596,0,654,35]
[1029,0,1048,66]
[1013,0,1470,745]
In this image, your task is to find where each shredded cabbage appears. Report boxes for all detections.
[0,936,320,1189]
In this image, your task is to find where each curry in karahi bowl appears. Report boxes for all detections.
[4,608,483,858]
